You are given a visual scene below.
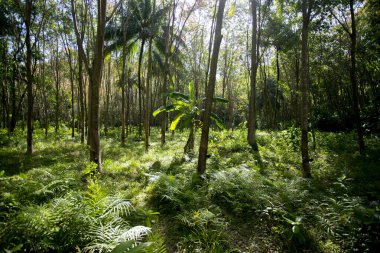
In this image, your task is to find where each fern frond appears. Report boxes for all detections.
[84,221,150,253]
[119,226,151,241]
[100,197,133,219]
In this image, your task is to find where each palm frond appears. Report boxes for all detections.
[167,92,189,101]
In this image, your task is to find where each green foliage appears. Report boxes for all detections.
[0,128,379,252]
[176,208,229,252]
[153,82,227,131]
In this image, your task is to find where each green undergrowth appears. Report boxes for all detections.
[0,127,379,252]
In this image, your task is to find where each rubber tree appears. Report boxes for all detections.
[330,0,365,154]
[25,0,33,155]
[197,0,227,175]
[247,0,259,151]
[300,0,313,178]
[71,0,109,170]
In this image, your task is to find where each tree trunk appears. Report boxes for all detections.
[197,0,226,175]
[161,0,174,146]
[55,40,60,133]
[349,0,364,154]
[144,40,152,152]
[121,73,126,145]
[25,0,33,155]
[184,121,195,153]
[121,3,127,145]
[42,32,48,138]
[204,1,218,93]
[88,0,107,170]
[274,47,280,129]
[104,59,111,137]
[71,0,107,170]
[300,0,312,178]
[0,42,8,129]
[138,39,145,140]
[63,45,76,138]
[78,55,85,143]
[227,77,233,130]
[9,53,17,133]
[247,0,259,150]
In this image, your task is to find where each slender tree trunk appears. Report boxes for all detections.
[121,71,126,145]
[70,71,75,138]
[349,0,364,154]
[204,1,218,93]
[300,0,312,178]
[9,54,17,133]
[138,39,145,140]
[126,71,131,137]
[0,42,8,129]
[161,0,174,146]
[197,0,226,175]
[41,32,48,138]
[1,75,7,129]
[78,56,85,143]
[64,46,76,138]
[247,0,259,150]
[274,47,280,129]
[184,121,194,153]
[25,0,33,155]
[55,40,60,133]
[121,3,127,145]
[144,40,152,152]
[104,59,111,137]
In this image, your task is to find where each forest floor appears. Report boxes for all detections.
[0,127,379,253]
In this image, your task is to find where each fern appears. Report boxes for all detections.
[84,221,151,253]
[100,197,133,219]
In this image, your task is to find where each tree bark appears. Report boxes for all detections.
[121,2,127,145]
[161,0,175,146]
[274,47,280,129]
[300,0,312,178]
[197,0,226,175]
[104,59,111,137]
[71,0,107,170]
[9,53,17,133]
[138,39,145,140]
[25,0,33,155]
[144,40,152,152]
[78,55,85,143]
[184,121,194,153]
[247,0,259,150]
[54,40,60,133]
[349,0,364,154]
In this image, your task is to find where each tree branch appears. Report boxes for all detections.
[70,0,90,73]
[106,0,122,24]
[330,8,351,36]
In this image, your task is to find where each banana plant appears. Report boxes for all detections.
[153,82,227,153]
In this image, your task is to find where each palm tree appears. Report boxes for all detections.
[153,82,227,153]
[105,1,185,149]
[127,0,168,145]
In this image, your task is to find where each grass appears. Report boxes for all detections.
[0,126,379,252]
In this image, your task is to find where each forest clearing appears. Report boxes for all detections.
[0,0,379,252]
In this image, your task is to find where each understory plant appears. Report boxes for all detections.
[153,81,227,153]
